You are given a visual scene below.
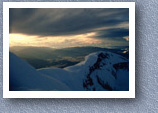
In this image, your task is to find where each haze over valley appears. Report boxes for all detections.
[10,46,129,69]
[9,8,129,91]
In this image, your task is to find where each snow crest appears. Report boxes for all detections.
[10,51,129,91]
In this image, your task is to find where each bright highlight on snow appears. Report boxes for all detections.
[10,51,129,91]
[9,8,129,91]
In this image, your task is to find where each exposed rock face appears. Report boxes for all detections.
[10,51,129,91]
[83,52,129,91]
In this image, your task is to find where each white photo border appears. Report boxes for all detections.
[3,2,135,98]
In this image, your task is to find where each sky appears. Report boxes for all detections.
[9,8,129,49]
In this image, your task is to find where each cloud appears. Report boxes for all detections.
[9,33,102,48]
[9,8,129,37]
[95,28,129,41]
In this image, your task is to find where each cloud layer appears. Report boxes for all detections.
[9,8,129,47]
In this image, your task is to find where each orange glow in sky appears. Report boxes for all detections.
[9,32,102,48]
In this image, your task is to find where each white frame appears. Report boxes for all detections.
[3,2,135,98]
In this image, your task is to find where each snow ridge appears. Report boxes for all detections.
[10,51,129,91]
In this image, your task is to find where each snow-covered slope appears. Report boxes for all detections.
[38,51,129,91]
[9,51,128,91]
[80,52,129,91]
[9,52,71,91]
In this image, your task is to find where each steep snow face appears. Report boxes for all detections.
[9,51,128,91]
[39,51,129,91]
[9,52,71,91]
[81,52,129,91]
[64,51,129,91]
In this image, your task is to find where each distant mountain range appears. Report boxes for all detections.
[9,46,129,69]
[10,51,129,91]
